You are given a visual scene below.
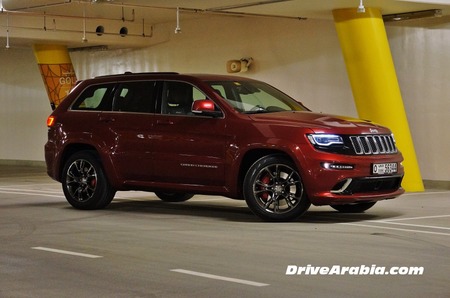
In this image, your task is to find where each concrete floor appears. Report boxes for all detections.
[0,164,449,298]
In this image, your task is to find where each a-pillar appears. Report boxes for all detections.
[332,8,423,192]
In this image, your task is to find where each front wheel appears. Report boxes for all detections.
[243,155,311,222]
[61,151,115,210]
[330,202,376,213]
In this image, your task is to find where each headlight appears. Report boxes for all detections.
[307,134,344,146]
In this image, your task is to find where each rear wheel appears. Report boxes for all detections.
[155,192,194,202]
[243,155,310,222]
[61,151,115,210]
[330,202,376,213]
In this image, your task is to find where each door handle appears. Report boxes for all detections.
[99,116,115,123]
[156,119,174,125]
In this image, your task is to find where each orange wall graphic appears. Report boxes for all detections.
[33,44,77,110]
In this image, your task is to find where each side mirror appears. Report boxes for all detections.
[192,100,222,118]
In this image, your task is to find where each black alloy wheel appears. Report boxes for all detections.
[62,151,115,210]
[244,155,311,222]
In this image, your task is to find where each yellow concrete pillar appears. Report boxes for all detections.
[33,44,77,110]
[333,8,424,192]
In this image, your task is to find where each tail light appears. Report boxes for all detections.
[47,116,56,127]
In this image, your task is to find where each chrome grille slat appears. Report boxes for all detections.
[374,136,386,153]
[349,135,397,155]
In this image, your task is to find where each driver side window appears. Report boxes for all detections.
[161,81,206,115]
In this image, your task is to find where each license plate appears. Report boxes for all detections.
[372,163,397,175]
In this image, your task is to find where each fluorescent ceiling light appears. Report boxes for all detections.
[383,9,442,22]
[208,0,290,11]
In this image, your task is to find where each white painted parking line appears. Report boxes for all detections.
[368,220,450,230]
[341,223,450,236]
[378,214,450,222]
[0,183,58,188]
[171,269,269,287]
[332,214,450,236]
[0,187,61,194]
[0,186,63,197]
[31,247,103,258]
[0,190,62,198]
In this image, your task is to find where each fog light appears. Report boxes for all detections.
[322,162,355,170]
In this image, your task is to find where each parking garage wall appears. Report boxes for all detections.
[386,22,450,185]
[0,16,448,183]
[0,48,49,162]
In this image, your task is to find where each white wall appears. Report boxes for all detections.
[71,17,356,116]
[386,23,450,181]
[0,48,50,161]
[0,15,448,182]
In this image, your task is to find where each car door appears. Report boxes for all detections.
[150,80,230,187]
[99,80,159,182]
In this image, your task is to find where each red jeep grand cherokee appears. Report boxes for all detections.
[45,72,404,221]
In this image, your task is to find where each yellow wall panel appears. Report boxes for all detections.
[333,8,424,192]
[33,44,77,109]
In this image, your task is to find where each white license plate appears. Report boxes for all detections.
[372,163,397,175]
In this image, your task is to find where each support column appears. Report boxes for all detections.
[33,44,77,110]
[332,8,424,192]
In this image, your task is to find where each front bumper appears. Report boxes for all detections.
[311,176,404,205]
[330,175,403,195]
[296,145,405,206]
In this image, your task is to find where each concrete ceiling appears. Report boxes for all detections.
[1,0,449,49]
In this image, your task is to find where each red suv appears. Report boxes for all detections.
[45,72,404,221]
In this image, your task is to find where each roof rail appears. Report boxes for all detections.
[124,71,180,75]
[123,71,179,75]
[95,72,179,78]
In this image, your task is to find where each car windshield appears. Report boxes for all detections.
[206,80,309,114]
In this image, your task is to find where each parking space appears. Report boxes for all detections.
[1,165,449,297]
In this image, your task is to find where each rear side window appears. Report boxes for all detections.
[113,81,157,113]
[71,84,115,111]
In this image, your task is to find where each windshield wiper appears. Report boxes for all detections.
[244,110,272,114]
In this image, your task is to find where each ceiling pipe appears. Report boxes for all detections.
[357,0,365,13]
[1,0,72,11]
[207,0,290,11]
[87,2,307,21]
[175,7,181,34]
[1,23,154,39]
[6,12,10,49]
[82,4,87,42]
[0,8,135,23]
[1,0,307,28]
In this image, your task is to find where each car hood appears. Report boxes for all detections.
[248,111,391,134]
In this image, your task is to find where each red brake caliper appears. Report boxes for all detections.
[259,175,271,201]
[90,178,97,188]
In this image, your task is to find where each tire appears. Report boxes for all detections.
[243,155,311,222]
[330,202,376,213]
[61,150,115,210]
[155,192,194,202]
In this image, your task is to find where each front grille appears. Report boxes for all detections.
[349,135,397,155]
